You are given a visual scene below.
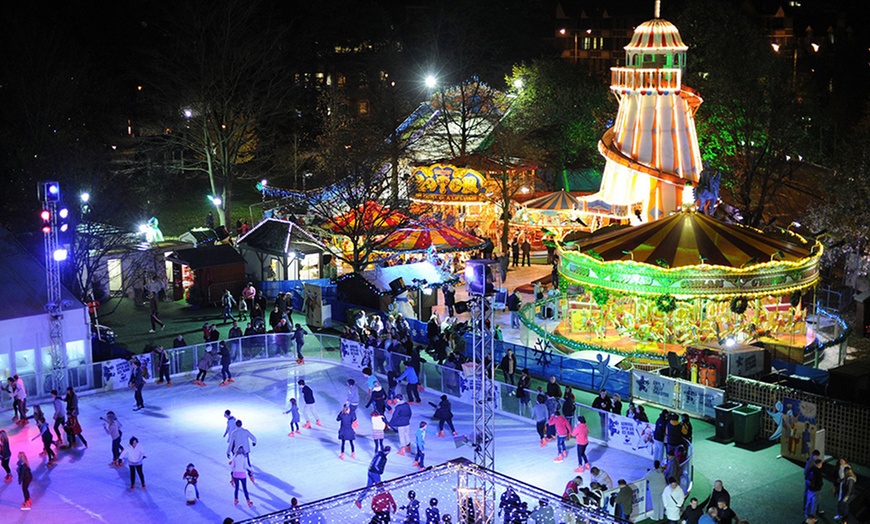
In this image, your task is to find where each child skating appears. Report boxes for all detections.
[184,463,200,504]
[371,411,386,453]
[414,421,427,470]
[283,399,301,436]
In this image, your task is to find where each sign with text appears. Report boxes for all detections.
[604,411,655,459]
[679,381,724,419]
[101,353,153,391]
[340,338,373,371]
[632,371,676,408]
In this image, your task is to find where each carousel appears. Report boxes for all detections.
[530,210,823,366]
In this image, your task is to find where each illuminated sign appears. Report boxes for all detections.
[412,164,487,202]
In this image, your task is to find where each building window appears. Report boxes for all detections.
[358,100,370,115]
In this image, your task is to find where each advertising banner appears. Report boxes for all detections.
[680,382,724,419]
[781,397,820,462]
[339,339,373,371]
[632,371,676,408]
[605,412,655,460]
[101,353,152,391]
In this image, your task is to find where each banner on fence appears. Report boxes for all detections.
[458,376,502,411]
[781,397,820,462]
[605,412,655,459]
[632,371,676,407]
[680,382,724,419]
[600,479,648,520]
[101,353,152,391]
[340,339,373,371]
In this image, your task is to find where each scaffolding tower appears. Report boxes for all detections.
[41,182,68,392]
[464,260,497,523]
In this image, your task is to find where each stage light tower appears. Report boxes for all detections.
[40,181,69,392]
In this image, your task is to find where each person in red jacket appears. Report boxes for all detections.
[548,410,572,463]
[371,485,397,522]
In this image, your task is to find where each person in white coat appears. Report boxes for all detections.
[662,477,685,524]
[231,447,253,507]
[120,437,146,490]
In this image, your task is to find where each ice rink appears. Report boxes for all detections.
[0,358,651,523]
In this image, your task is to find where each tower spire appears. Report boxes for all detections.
[654,0,661,18]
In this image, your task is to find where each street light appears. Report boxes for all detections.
[512,78,524,90]
[183,108,193,118]
[80,192,90,203]
[425,75,437,88]
[208,195,222,207]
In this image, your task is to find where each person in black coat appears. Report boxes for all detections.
[442,286,456,317]
[511,238,520,267]
[430,395,456,437]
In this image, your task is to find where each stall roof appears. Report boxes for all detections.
[237,218,328,258]
[165,244,245,270]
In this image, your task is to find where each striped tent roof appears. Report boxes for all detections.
[522,191,583,211]
[625,19,688,52]
[575,211,813,268]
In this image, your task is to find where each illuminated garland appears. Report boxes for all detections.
[655,294,677,314]
[558,248,822,300]
[592,288,610,306]
[729,296,748,315]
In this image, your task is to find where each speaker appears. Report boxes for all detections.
[454,301,469,314]
[465,260,495,296]
[389,278,406,294]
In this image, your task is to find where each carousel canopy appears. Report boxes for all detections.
[237,218,328,257]
[558,211,822,299]
[377,217,486,253]
[522,190,583,211]
[321,202,408,234]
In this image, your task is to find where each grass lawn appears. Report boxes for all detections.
[156,179,265,237]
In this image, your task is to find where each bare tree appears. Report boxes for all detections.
[143,0,294,228]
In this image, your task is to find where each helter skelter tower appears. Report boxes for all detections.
[595,1,703,222]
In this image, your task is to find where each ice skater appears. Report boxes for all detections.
[129,358,146,411]
[230,447,254,507]
[430,395,457,437]
[0,430,11,482]
[63,411,88,449]
[195,347,215,386]
[371,411,386,453]
[397,361,421,404]
[17,452,32,510]
[293,323,307,364]
[121,436,146,490]
[218,341,234,386]
[366,382,390,415]
[572,416,591,472]
[414,421,427,470]
[223,410,237,442]
[31,415,56,467]
[283,399,301,436]
[227,419,257,473]
[389,394,412,455]
[183,462,200,503]
[337,404,356,459]
[298,379,321,428]
[51,390,65,446]
[354,446,391,509]
[102,411,123,467]
[346,379,360,423]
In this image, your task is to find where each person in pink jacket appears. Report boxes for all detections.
[572,415,591,472]
[549,410,572,463]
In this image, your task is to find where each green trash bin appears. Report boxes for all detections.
[733,404,762,443]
